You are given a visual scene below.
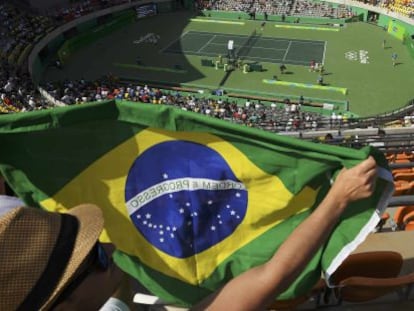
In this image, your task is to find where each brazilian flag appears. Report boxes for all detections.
[0,100,393,307]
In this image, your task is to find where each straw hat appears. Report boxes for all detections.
[0,204,104,310]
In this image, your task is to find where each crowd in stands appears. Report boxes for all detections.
[0,61,52,113]
[200,0,355,19]
[206,0,292,16]
[51,0,130,23]
[40,77,325,132]
[290,0,354,18]
[0,1,131,113]
[0,3,57,112]
[378,0,414,18]
[0,3,56,67]
[200,0,414,19]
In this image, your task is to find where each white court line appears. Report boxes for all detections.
[186,30,254,38]
[185,31,324,43]
[282,41,292,62]
[166,48,311,65]
[208,42,287,52]
[159,30,189,54]
[289,41,326,46]
[243,55,309,65]
[197,35,217,53]
[165,48,317,65]
[163,30,323,66]
[322,41,327,64]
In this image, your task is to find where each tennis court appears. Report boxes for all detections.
[162,30,326,66]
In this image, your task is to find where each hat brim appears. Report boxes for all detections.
[42,204,104,309]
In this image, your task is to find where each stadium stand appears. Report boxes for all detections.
[200,0,354,18]
[0,1,134,112]
[202,0,414,19]
[379,0,414,18]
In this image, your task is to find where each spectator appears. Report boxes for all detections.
[0,203,132,310]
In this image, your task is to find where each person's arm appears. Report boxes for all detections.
[193,156,377,311]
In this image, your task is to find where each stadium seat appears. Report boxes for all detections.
[392,167,413,176]
[394,171,414,182]
[404,222,414,231]
[394,158,412,165]
[328,251,414,304]
[402,211,414,231]
[394,206,414,230]
[393,180,411,196]
[408,181,414,195]
[396,152,414,161]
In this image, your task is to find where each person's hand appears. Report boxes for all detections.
[329,156,377,209]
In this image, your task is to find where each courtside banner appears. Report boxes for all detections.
[387,20,406,41]
[0,100,393,306]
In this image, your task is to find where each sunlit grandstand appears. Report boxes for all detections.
[1,0,414,309]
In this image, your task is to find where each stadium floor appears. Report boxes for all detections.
[162,30,326,65]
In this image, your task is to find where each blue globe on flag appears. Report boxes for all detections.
[125,140,248,258]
